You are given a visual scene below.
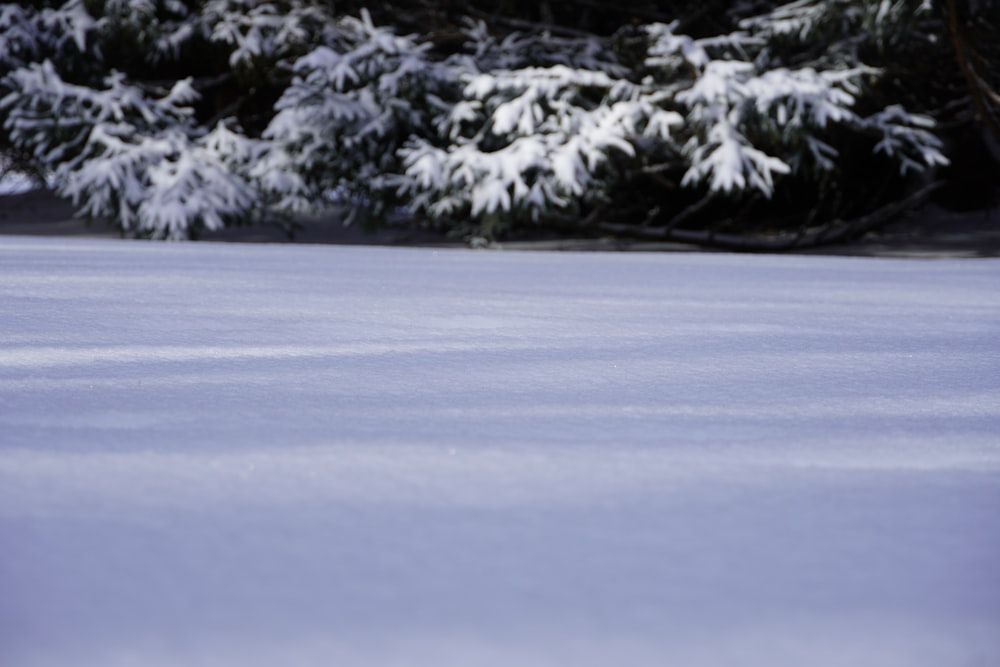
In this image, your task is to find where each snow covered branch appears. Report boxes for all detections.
[0,0,972,244]
[1,61,256,239]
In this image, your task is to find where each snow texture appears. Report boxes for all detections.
[1,237,999,667]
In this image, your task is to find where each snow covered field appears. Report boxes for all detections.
[1,236,999,667]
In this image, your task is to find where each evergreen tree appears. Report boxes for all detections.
[1,0,995,245]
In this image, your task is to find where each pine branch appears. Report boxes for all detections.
[588,181,943,251]
[466,10,594,39]
[947,0,1000,143]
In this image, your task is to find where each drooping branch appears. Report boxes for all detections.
[588,181,944,252]
[465,10,595,39]
[946,0,1000,142]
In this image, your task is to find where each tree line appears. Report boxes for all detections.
[1,0,996,246]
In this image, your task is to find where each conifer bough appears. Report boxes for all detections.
[1,0,993,245]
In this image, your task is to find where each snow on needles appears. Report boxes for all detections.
[1,3,951,239]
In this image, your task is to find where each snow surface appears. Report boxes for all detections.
[1,236,999,667]
[0,167,36,195]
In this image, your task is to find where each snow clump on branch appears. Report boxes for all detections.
[0,0,953,241]
[1,61,256,239]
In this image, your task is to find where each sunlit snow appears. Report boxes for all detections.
[1,237,998,667]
